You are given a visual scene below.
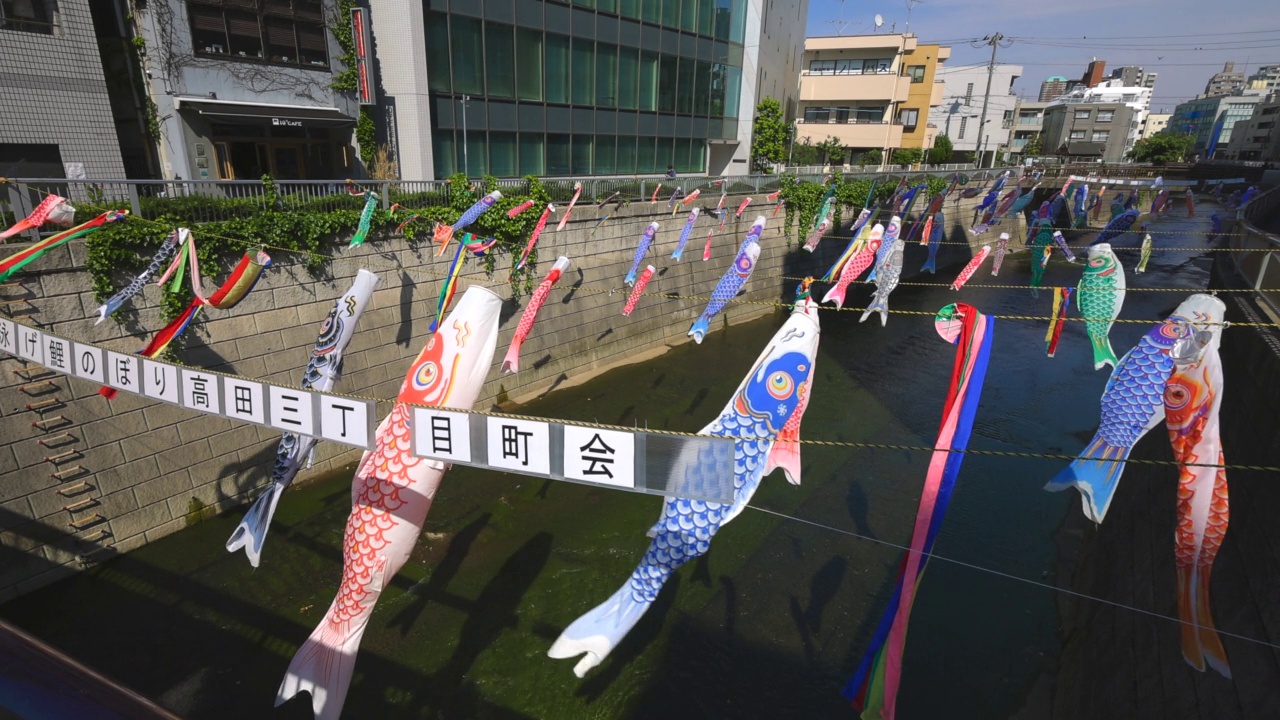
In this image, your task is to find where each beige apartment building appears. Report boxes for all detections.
[796,34,946,162]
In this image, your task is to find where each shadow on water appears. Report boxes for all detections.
[386,514,493,636]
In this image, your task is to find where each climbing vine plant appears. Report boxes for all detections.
[778,172,956,244]
[80,174,554,324]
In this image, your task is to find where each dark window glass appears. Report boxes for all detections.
[546,33,571,104]
[898,108,918,130]
[713,0,729,39]
[619,0,640,20]
[660,0,677,27]
[723,64,740,117]
[729,0,744,42]
[597,0,615,13]
[433,130,456,177]
[697,0,714,37]
[547,134,572,174]
[519,133,545,175]
[639,50,659,111]
[680,0,696,32]
[425,12,451,90]
[906,65,925,83]
[486,23,515,98]
[464,131,487,175]
[675,56,694,114]
[516,28,543,101]
[187,0,328,68]
[594,135,616,173]
[596,43,618,107]
[571,37,594,104]
[616,136,637,173]
[617,47,639,109]
[709,62,726,116]
[452,16,485,94]
[674,138,692,172]
[637,136,657,173]
[574,0,593,8]
[692,59,710,115]
[658,54,677,112]
[641,0,659,24]
[572,134,593,174]
[691,138,705,172]
[656,136,674,169]
[490,131,518,175]
[1,0,57,34]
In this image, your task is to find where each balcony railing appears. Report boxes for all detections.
[798,118,897,125]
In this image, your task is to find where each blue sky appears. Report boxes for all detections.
[805,0,1280,113]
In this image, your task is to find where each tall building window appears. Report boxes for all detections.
[1074,109,1091,120]
[958,116,967,138]
[516,28,543,101]
[1,0,57,34]
[425,12,451,91]
[1070,130,1085,140]
[188,0,328,68]
[486,23,515,99]
[964,83,973,105]
[1091,130,1110,142]
[545,34,571,104]
[906,65,925,83]
[1096,110,1114,122]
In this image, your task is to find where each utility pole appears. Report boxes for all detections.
[461,94,471,177]
[975,33,1003,169]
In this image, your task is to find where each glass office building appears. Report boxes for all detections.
[422,0,748,177]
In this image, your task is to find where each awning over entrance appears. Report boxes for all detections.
[176,99,355,128]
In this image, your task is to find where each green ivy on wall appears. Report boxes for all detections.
[80,175,555,330]
[778,172,957,245]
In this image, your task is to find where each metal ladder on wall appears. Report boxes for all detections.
[2,280,115,566]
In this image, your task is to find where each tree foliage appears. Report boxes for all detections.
[816,136,846,165]
[1021,133,1043,156]
[931,134,953,163]
[790,138,821,166]
[860,148,883,165]
[750,98,789,172]
[1127,134,1195,165]
[891,147,924,166]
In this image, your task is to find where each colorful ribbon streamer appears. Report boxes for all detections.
[845,303,994,719]
[430,242,467,334]
[0,210,126,283]
[1045,287,1072,357]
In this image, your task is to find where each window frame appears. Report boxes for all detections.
[1,0,58,35]
[906,65,925,83]
[188,0,330,70]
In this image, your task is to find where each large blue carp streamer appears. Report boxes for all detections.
[1044,295,1223,523]
[688,218,764,343]
[225,270,379,567]
[626,222,660,285]
[548,292,821,677]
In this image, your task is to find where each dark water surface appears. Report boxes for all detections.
[1,207,1220,719]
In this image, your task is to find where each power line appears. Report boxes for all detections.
[746,505,1280,653]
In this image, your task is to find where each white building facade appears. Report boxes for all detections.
[1046,81,1152,155]
[927,62,1022,165]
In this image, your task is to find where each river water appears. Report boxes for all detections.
[1,204,1219,719]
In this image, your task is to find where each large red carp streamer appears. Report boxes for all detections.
[0,210,125,283]
[502,256,571,373]
[277,287,502,720]
[845,302,994,719]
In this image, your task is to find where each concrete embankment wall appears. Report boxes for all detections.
[0,190,992,600]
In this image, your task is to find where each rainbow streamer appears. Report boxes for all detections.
[1045,287,1072,357]
[0,210,126,283]
[430,241,467,334]
[207,250,272,309]
[845,303,993,719]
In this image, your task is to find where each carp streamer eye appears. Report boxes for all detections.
[414,362,439,390]
[767,371,794,400]
[1164,383,1190,410]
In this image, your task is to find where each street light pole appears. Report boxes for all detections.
[975,33,1003,169]
[461,94,470,177]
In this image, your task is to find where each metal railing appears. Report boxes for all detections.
[1,167,1017,239]
[1236,184,1280,321]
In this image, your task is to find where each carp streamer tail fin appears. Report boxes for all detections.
[688,316,711,344]
[226,480,287,568]
[1044,435,1129,523]
[1090,332,1119,371]
[547,582,653,678]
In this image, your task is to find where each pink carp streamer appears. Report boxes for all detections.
[502,256,571,373]
[1185,189,1196,217]
[512,204,554,277]
[702,230,714,260]
[990,233,1011,276]
[681,188,701,205]
[557,183,582,230]
[736,197,752,217]
[622,265,655,315]
[0,194,74,239]
[508,200,535,218]
[821,224,883,308]
[950,246,991,291]
[1045,287,1072,357]
[651,184,662,203]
